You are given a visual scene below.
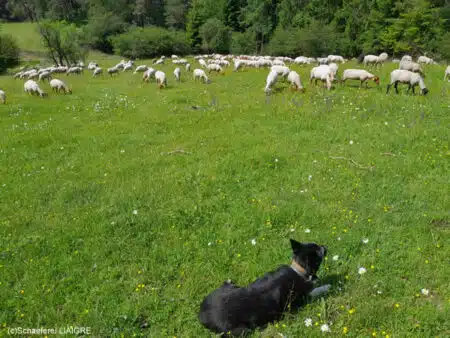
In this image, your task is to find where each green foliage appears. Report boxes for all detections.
[84,6,127,53]
[110,26,191,58]
[199,18,231,53]
[231,30,255,54]
[164,0,188,29]
[267,22,338,57]
[37,20,87,65]
[0,33,20,73]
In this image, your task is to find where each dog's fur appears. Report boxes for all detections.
[198,239,327,335]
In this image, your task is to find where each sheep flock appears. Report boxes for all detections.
[2,53,449,104]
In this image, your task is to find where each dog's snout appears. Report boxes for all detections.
[321,246,328,256]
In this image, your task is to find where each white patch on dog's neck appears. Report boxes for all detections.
[290,262,311,280]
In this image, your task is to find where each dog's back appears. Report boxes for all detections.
[199,265,314,334]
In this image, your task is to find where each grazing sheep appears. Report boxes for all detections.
[378,52,389,62]
[401,55,412,62]
[134,65,148,74]
[198,59,207,68]
[264,70,278,93]
[24,80,47,97]
[87,62,98,71]
[143,68,156,82]
[270,65,290,78]
[328,55,345,63]
[193,69,210,83]
[342,69,380,87]
[399,61,424,75]
[122,63,134,72]
[386,69,428,95]
[328,63,339,77]
[155,70,167,88]
[310,65,334,90]
[28,71,39,80]
[207,64,224,74]
[38,71,52,82]
[317,57,329,65]
[50,79,72,94]
[444,66,450,81]
[174,67,181,82]
[186,63,191,72]
[154,58,164,65]
[107,66,120,76]
[0,89,5,104]
[417,56,435,65]
[92,67,103,77]
[287,71,304,92]
[66,66,83,75]
[363,55,381,66]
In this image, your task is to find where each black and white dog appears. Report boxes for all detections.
[199,239,329,336]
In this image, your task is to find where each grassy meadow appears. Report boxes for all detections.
[1,24,450,337]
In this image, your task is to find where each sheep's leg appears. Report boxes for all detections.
[406,84,411,94]
[411,85,415,95]
[394,82,399,94]
[386,83,391,94]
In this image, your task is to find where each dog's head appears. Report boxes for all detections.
[290,239,327,279]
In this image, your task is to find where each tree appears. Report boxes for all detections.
[0,33,20,73]
[243,0,276,53]
[199,18,231,53]
[38,20,87,65]
[224,0,247,31]
[186,0,203,47]
[165,0,189,29]
[133,0,165,27]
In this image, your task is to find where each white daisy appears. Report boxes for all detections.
[332,255,339,261]
[362,238,369,244]
[358,267,367,275]
[421,288,429,296]
[308,175,313,181]
[132,210,138,215]
[320,323,331,332]
[349,140,354,145]
[290,228,295,232]
[251,239,257,246]
[207,242,212,246]
[304,318,313,327]
[304,228,311,233]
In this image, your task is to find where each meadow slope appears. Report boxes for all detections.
[0,58,449,337]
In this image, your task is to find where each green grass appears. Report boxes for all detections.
[1,22,45,53]
[0,59,449,337]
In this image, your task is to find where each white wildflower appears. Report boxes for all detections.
[304,228,311,233]
[132,210,138,215]
[362,238,369,244]
[421,288,429,296]
[208,242,212,246]
[320,323,331,332]
[358,267,367,275]
[308,175,313,181]
[304,318,313,327]
[251,239,257,246]
[290,228,295,232]
[349,140,354,145]
[332,255,339,261]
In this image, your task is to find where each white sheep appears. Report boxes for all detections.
[378,52,389,62]
[154,58,164,65]
[186,63,191,72]
[401,55,412,62]
[143,68,156,82]
[342,69,380,87]
[107,66,120,76]
[66,66,83,75]
[310,65,334,90]
[417,56,435,65]
[287,71,304,92]
[207,64,224,74]
[92,67,103,77]
[444,66,450,81]
[24,80,47,97]
[122,63,134,72]
[174,67,181,82]
[193,69,210,83]
[87,62,98,71]
[399,61,424,75]
[328,63,339,77]
[363,55,380,66]
[134,65,148,74]
[0,90,5,104]
[198,59,207,68]
[386,69,428,95]
[328,55,345,63]
[38,71,52,82]
[50,79,72,94]
[28,71,39,80]
[271,65,290,78]
[264,70,278,93]
[155,70,167,88]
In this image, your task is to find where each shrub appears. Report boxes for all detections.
[0,34,20,73]
[110,27,191,59]
[199,18,231,53]
[231,31,256,55]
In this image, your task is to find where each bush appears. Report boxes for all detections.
[0,34,20,73]
[267,22,338,57]
[199,18,231,53]
[110,27,191,59]
[231,31,256,55]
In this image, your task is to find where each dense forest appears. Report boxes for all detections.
[0,0,450,60]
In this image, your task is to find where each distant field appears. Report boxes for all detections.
[0,57,449,337]
[1,22,44,53]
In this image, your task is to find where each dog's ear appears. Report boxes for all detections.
[290,239,304,253]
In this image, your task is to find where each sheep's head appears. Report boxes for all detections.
[373,76,380,85]
[422,88,429,96]
[67,88,73,94]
